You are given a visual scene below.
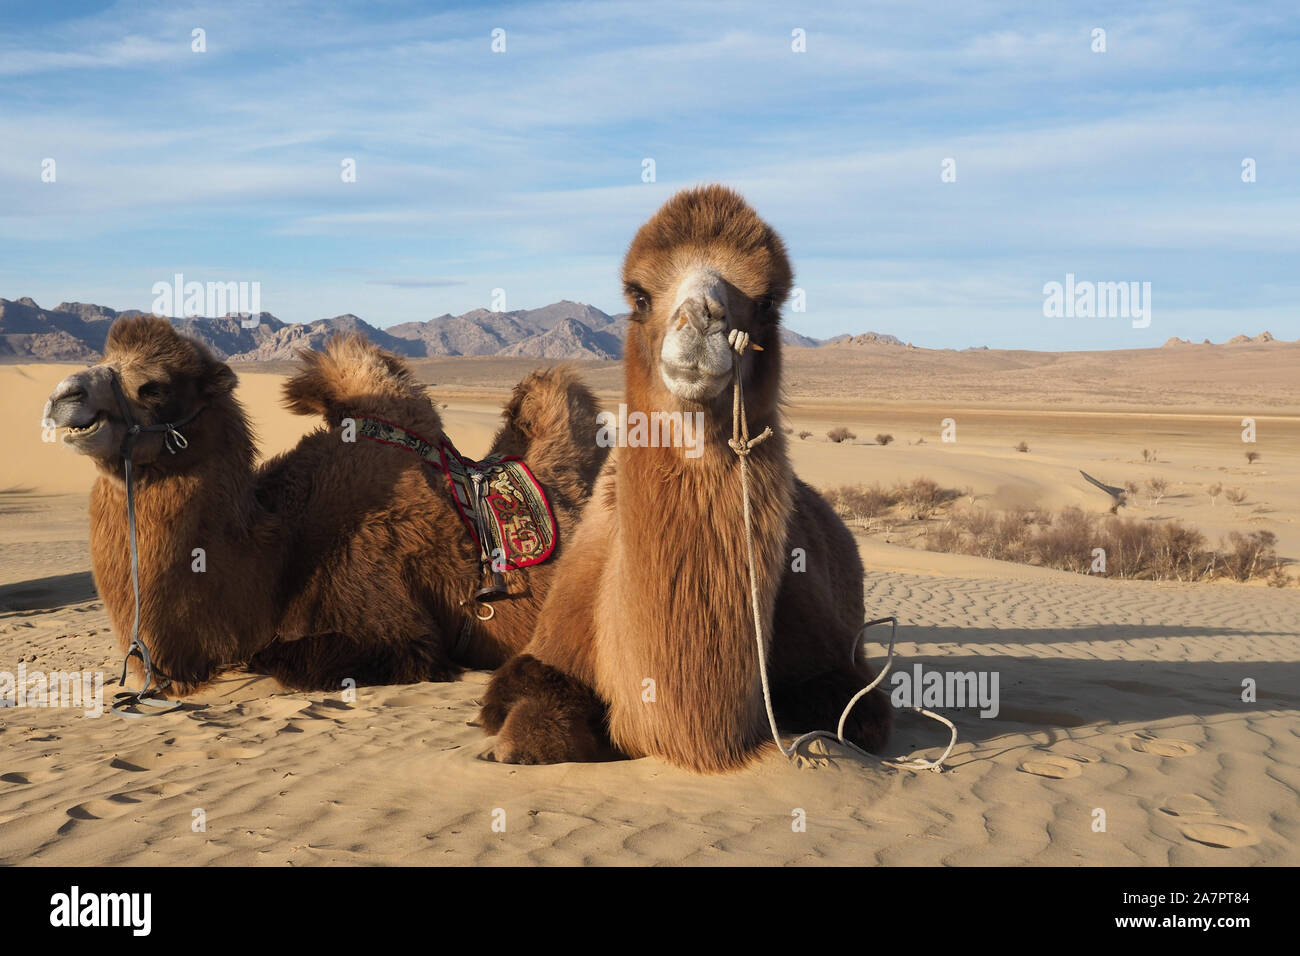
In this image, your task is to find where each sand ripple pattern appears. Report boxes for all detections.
[1,570,1296,864]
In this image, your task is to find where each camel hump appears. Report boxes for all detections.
[281,333,426,425]
[501,364,595,438]
[491,363,606,496]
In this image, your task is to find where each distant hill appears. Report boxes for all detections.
[1,296,867,362]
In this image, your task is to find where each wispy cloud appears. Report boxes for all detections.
[1,0,1296,348]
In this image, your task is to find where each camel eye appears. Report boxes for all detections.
[138,381,167,400]
[626,286,651,315]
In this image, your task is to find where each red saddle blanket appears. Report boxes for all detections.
[355,416,558,569]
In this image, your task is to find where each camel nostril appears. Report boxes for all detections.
[50,382,87,407]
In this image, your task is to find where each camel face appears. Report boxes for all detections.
[44,364,125,460]
[622,185,793,409]
[43,315,231,467]
[656,266,745,402]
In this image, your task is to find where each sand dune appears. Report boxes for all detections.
[1,360,1297,866]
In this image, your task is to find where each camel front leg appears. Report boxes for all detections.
[481,654,613,764]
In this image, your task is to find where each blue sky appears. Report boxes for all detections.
[1,0,1296,349]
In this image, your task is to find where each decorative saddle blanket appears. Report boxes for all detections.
[355,416,558,570]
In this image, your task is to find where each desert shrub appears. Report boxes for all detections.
[897,477,945,520]
[1124,480,1140,498]
[827,427,856,443]
[925,521,962,553]
[1146,476,1168,506]
[1031,507,1097,572]
[1225,487,1247,506]
[1150,521,1210,581]
[1015,441,1030,453]
[1142,448,1152,462]
[876,433,894,446]
[1246,451,1260,464]
[798,430,812,440]
[1217,530,1281,582]
[822,484,896,523]
[1207,482,1223,506]
[920,506,1282,583]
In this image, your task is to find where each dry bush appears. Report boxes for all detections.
[1124,480,1140,498]
[1015,441,1030,453]
[1207,482,1223,506]
[797,430,812,440]
[827,426,856,444]
[896,477,947,519]
[1142,448,1152,462]
[1225,487,1247,506]
[922,505,1286,583]
[1150,522,1210,581]
[876,433,894,446]
[1030,506,1096,572]
[822,484,896,524]
[926,521,961,553]
[1217,530,1282,582]
[1146,476,1169,506]
[1246,451,1261,464]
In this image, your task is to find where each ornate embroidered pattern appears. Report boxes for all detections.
[356,416,557,569]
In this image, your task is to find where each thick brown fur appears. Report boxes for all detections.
[480,185,893,772]
[52,316,605,695]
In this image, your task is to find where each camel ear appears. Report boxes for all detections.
[205,361,238,395]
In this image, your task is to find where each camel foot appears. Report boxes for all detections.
[774,666,894,754]
[480,654,610,764]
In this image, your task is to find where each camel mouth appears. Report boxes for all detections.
[61,412,107,443]
[660,361,732,402]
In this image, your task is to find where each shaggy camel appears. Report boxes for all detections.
[479,185,893,771]
[42,316,605,695]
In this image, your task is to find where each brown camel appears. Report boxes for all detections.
[479,185,893,772]
[42,315,605,695]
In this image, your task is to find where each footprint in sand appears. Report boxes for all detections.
[66,796,141,821]
[1158,793,1219,818]
[1179,821,1259,849]
[1154,793,1258,848]
[1019,755,1082,779]
[1130,736,1198,757]
[110,744,264,772]
[240,698,311,721]
[1,769,61,785]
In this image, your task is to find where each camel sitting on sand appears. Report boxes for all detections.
[42,315,605,695]
[479,185,893,771]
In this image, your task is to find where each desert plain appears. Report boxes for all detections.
[1,339,1297,865]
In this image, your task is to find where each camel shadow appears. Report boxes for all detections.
[0,571,98,612]
[857,622,1300,752]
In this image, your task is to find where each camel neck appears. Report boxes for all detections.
[87,408,276,691]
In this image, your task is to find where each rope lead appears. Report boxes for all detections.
[727,329,956,773]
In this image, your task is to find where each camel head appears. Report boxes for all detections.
[43,315,237,469]
[622,185,792,407]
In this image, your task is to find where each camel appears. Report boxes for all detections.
[42,315,605,696]
[478,185,893,771]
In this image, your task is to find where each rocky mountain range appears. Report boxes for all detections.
[0,297,871,362]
